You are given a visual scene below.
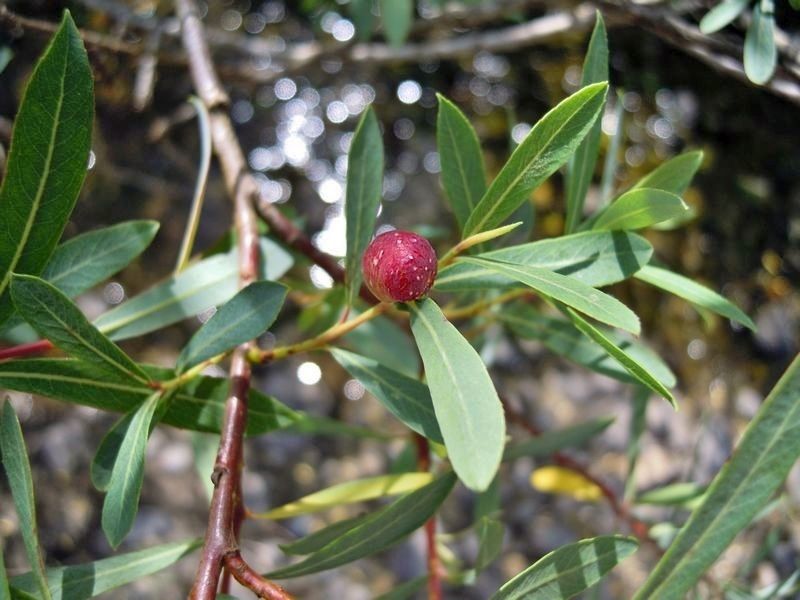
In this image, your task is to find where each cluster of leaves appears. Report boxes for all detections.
[700,0,798,84]
[1,10,799,600]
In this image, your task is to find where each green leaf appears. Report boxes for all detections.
[635,265,756,331]
[500,304,675,388]
[349,0,374,41]
[0,540,9,600]
[700,0,750,33]
[267,472,456,578]
[461,257,641,334]
[285,414,392,440]
[42,221,159,298]
[0,46,12,75]
[280,514,370,556]
[591,188,688,231]
[9,539,200,600]
[563,307,676,405]
[463,82,608,237]
[330,348,443,443]
[101,392,160,548]
[476,517,505,571]
[0,12,93,328]
[10,275,149,384]
[409,299,505,491]
[91,410,136,492]
[342,310,420,377]
[256,473,434,519]
[630,150,704,198]
[177,281,286,371]
[0,401,51,600]
[503,417,615,461]
[435,231,652,292]
[635,482,706,507]
[436,94,487,232]
[191,431,218,502]
[345,107,384,308]
[744,0,777,85]
[565,12,608,234]
[492,535,638,599]
[0,359,298,436]
[374,576,427,600]
[93,238,292,341]
[379,0,413,46]
[634,354,800,599]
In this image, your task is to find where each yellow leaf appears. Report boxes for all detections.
[530,466,603,501]
[252,472,434,520]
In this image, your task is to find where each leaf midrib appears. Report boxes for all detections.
[28,290,146,383]
[645,395,800,595]
[0,38,69,299]
[464,258,635,331]
[466,90,598,236]
[411,304,478,467]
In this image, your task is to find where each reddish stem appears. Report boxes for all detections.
[502,399,650,542]
[0,339,53,360]
[223,552,292,600]
[414,434,442,600]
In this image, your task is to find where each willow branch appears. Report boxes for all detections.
[173,1,288,599]
[501,398,650,541]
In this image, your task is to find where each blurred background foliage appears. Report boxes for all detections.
[1,0,799,597]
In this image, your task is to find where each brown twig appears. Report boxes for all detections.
[173,1,290,598]
[223,552,292,600]
[414,433,442,600]
[502,398,650,541]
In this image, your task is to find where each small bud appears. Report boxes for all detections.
[362,230,437,303]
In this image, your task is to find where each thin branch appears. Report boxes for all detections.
[223,552,292,600]
[414,434,442,600]
[501,398,650,541]
[173,1,286,599]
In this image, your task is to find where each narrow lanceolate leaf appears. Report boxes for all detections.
[563,307,676,406]
[0,401,51,600]
[42,221,159,298]
[177,281,287,371]
[10,275,149,384]
[436,94,487,232]
[591,188,688,231]
[630,150,703,197]
[379,0,413,47]
[0,542,9,599]
[330,348,443,443]
[463,82,608,238]
[0,12,93,327]
[255,473,434,519]
[504,417,615,461]
[102,392,161,548]
[461,257,641,334]
[700,0,750,33]
[476,517,505,571]
[9,539,200,600]
[501,304,676,388]
[744,0,777,85]
[0,359,299,436]
[280,514,370,556]
[409,299,505,491]
[565,12,608,234]
[91,411,136,492]
[492,536,639,600]
[435,230,652,292]
[268,472,457,578]
[345,107,384,308]
[635,265,756,331]
[93,238,292,341]
[636,354,800,598]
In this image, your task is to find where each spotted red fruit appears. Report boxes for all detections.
[362,230,438,303]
